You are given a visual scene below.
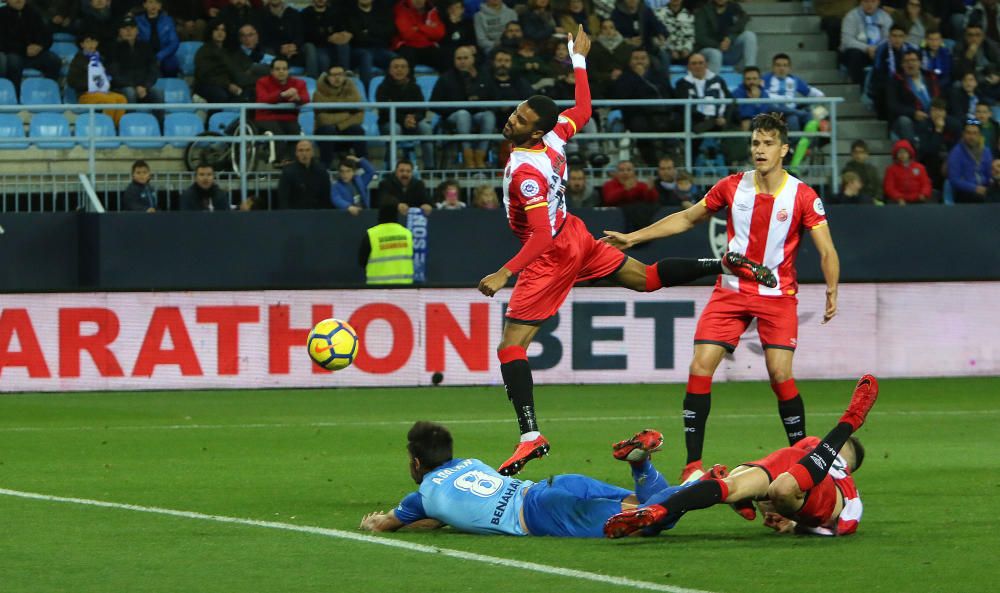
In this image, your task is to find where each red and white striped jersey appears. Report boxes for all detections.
[793,436,863,536]
[702,171,828,296]
[502,114,580,244]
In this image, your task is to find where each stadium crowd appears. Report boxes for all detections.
[1,0,999,210]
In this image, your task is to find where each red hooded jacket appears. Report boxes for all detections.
[883,139,932,203]
[392,0,445,50]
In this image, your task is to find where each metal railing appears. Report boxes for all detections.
[0,96,844,211]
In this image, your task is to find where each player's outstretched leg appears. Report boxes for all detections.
[786,374,879,492]
[497,344,549,476]
[614,429,669,504]
[721,252,777,288]
[604,473,732,538]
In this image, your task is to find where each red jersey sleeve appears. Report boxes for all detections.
[503,170,553,273]
[551,67,591,141]
[701,173,742,213]
[797,182,828,229]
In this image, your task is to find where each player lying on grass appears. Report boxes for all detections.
[603,374,879,538]
[359,423,700,537]
[479,24,776,478]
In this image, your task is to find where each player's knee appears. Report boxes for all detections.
[768,368,793,384]
[767,474,804,512]
[689,359,715,377]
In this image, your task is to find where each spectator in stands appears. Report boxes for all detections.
[731,66,777,131]
[949,71,985,121]
[653,0,694,66]
[842,139,884,203]
[513,39,553,94]
[79,0,119,50]
[0,0,62,89]
[109,17,167,107]
[920,28,952,89]
[953,23,1000,80]
[472,185,500,209]
[556,0,599,36]
[483,48,533,139]
[564,167,599,209]
[947,119,992,202]
[589,18,632,99]
[693,0,757,75]
[181,164,231,210]
[345,0,398,87]
[870,24,915,119]
[965,0,1000,44]
[988,158,1000,201]
[430,46,496,169]
[883,139,933,205]
[332,155,376,214]
[521,0,560,43]
[313,64,368,166]
[254,57,308,165]
[195,20,255,103]
[980,63,1000,104]
[439,1,477,63]
[474,0,518,55]
[234,23,273,79]
[651,156,693,208]
[135,0,181,76]
[839,0,892,86]
[436,180,467,210]
[602,160,657,206]
[122,160,158,212]
[377,159,432,215]
[277,140,332,209]
[894,0,938,47]
[611,48,677,166]
[763,53,825,132]
[887,48,941,147]
[220,0,264,48]
[260,0,306,74]
[976,102,1000,154]
[829,170,875,205]
[392,0,445,73]
[302,0,348,78]
[375,56,435,169]
[166,0,208,41]
[674,52,731,133]
[67,33,128,125]
[673,169,696,205]
[43,0,78,37]
[498,21,525,56]
[612,0,670,71]
[917,97,961,190]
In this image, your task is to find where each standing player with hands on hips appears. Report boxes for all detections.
[478,25,777,477]
[603,112,841,482]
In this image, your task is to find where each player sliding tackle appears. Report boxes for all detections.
[604,374,879,538]
[477,25,776,477]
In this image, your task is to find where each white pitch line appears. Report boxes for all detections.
[0,487,715,593]
[0,409,996,433]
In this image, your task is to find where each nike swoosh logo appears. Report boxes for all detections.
[314,344,332,354]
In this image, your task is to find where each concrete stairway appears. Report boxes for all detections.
[743,2,892,176]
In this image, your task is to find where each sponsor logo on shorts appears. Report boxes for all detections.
[520,179,540,197]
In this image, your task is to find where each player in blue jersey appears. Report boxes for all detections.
[360,422,692,537]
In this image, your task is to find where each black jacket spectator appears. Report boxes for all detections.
[377,174,430,210]
[220,4,264,48]
[277,160,333,209]
[108,39,160,89]
[430,67,493,119]
[301,2,344,51]
[0,2,54,56]
[345,0,396,50]
[611,1,667,56]
[612,65,675,124]
[121,181,158,211]
[952,31,1000,80]
[440,2,476,58]
[375,74,427,128]
[195,40,255,101]
[887,71,941,120]
[77,7,118,50]
[180,182,230,211]
[260,4,304,63]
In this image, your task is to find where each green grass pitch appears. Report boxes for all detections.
[0,377,996,593]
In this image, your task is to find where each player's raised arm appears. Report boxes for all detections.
[561,24,592,131]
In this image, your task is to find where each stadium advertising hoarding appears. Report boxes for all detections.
[0,283,995,392]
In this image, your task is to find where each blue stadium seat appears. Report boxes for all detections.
[20,78,62,110]
[29,112,74,149]
[21,68,43,79]
[720,65,735,73]
[368,76,384,103]
[721,72,742,90]
[289,65,305,76]
[177,41,202,77]
[51,42,78,77]
[0,113,28,150]
[669,64,685,74]
[302,76,317,99]
[416,75,436,101]
[119,112,164,148]
[207,110,239,133]
[299,110,314,135]
[0,78,16,105]
[163,112,205,148]
[363,110,379,136]
[413,64,436,75]
[153,78,192,103]
[63,85,77,104]
[53,32,76,43]
[351,77,367,102]
[74,112,121,149]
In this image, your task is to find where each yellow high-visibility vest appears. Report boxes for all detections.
[365,222,414,285]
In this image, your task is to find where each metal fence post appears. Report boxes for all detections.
[684,103,693,171]
[239,106,248,206]
[830,99,839,194]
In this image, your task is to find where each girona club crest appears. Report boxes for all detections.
[708,216,728,259]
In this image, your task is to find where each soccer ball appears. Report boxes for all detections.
[307,318,359,371]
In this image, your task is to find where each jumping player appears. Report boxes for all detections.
[604,374,878,538]
[478,25,776,477]
[359,422,691,537]
[603,112,841,482]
